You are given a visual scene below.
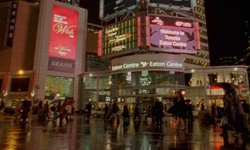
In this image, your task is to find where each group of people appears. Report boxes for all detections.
[50,100,74,124]
[99,98,165,126]
[14,98,31,123]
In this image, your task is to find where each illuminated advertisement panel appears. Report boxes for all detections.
[100,0,138,20]
[149,15,197,54]
[149,0,196,11]
[101,17,138,57]
[48,5,79,73]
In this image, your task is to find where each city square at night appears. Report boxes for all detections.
[0,0,249,150]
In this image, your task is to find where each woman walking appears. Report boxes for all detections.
[168,91,187,131]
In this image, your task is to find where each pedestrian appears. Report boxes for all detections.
[37,101,44,121]
[14,99,22,119]
[104,103,109,120]
[43,101,51,120]
[154,99,164,125]
[122,103,130,121]
[219,83,247,138]
[20,98,31,123]
[108,101,120,122]
[60,101,68,124]
[241,100,249,124]
[84,102,92,119]
[66,104,73,121]
[169,91,186,131]
[144,103,153,123]
[133,103,141,121]
[186,100,194,125]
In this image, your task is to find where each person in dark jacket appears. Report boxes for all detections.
[104,104,109,120]
[172,91,186,131]
[108,101,120,122]
[154,99,164,125]
[133,103,141,120]
[85,102,92,119]
[241,100,249,123]
[220,83,247,138]
[122,103,130,121]
[20,99,30,123]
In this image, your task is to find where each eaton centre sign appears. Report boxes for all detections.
[111,53,184,72]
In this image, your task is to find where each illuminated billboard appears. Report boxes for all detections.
[48,5,79,73]
[149,0,196,11]
[100,0,138,20]
[147,15,197,54]
[99,17,139,57]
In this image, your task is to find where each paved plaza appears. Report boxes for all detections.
[0,114,249,150]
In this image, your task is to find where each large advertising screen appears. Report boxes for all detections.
[149,0,196,11]
[48,5,79,73]
[148,15,197,54]
[100,17,138,57]
[100,0,138,20]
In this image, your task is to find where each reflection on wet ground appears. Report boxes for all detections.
[0,115,249,150]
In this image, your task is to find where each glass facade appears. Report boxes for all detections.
[45,76,74,100]
[185,66,249,114]
[80,65,249,114]
[80,71,185,112]
[111,71,185,97]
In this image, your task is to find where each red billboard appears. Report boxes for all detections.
[48,5,79,73]
[48,5,78,60]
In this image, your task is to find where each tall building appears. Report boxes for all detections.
[0,0,88,108]
[78,0,211,110]
[177,0,210,68]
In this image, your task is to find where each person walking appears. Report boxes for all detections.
[108,101,120,122]
[104,103,109,120]
[220,83,247,138]
[171,91,186,131]
[14,99,22,120]
[133,103,141,121]
[241,100,249,125]
[154,99,164,125]
[66,104,73,121]
[20,99,31,123]
[37,101,44,121]
[122,103,130,121]
[83,102,92,119]
[43,101,51,120]
[186,100,194,125]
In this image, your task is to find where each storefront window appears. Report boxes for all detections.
[83,75,98,89]
[98,76,111,89]
[45,76,73,98]
[224,71,247,85]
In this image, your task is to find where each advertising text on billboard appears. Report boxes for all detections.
[102,17,138,56]
[48,5,78,60]
[48,5,79,73]
[149,16,196,54]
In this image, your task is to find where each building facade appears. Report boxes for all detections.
[0,0,87,107]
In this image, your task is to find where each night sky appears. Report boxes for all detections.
[81,0,249,66]
[204,0,249,65]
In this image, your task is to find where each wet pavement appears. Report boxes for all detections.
[0,114,249,150]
